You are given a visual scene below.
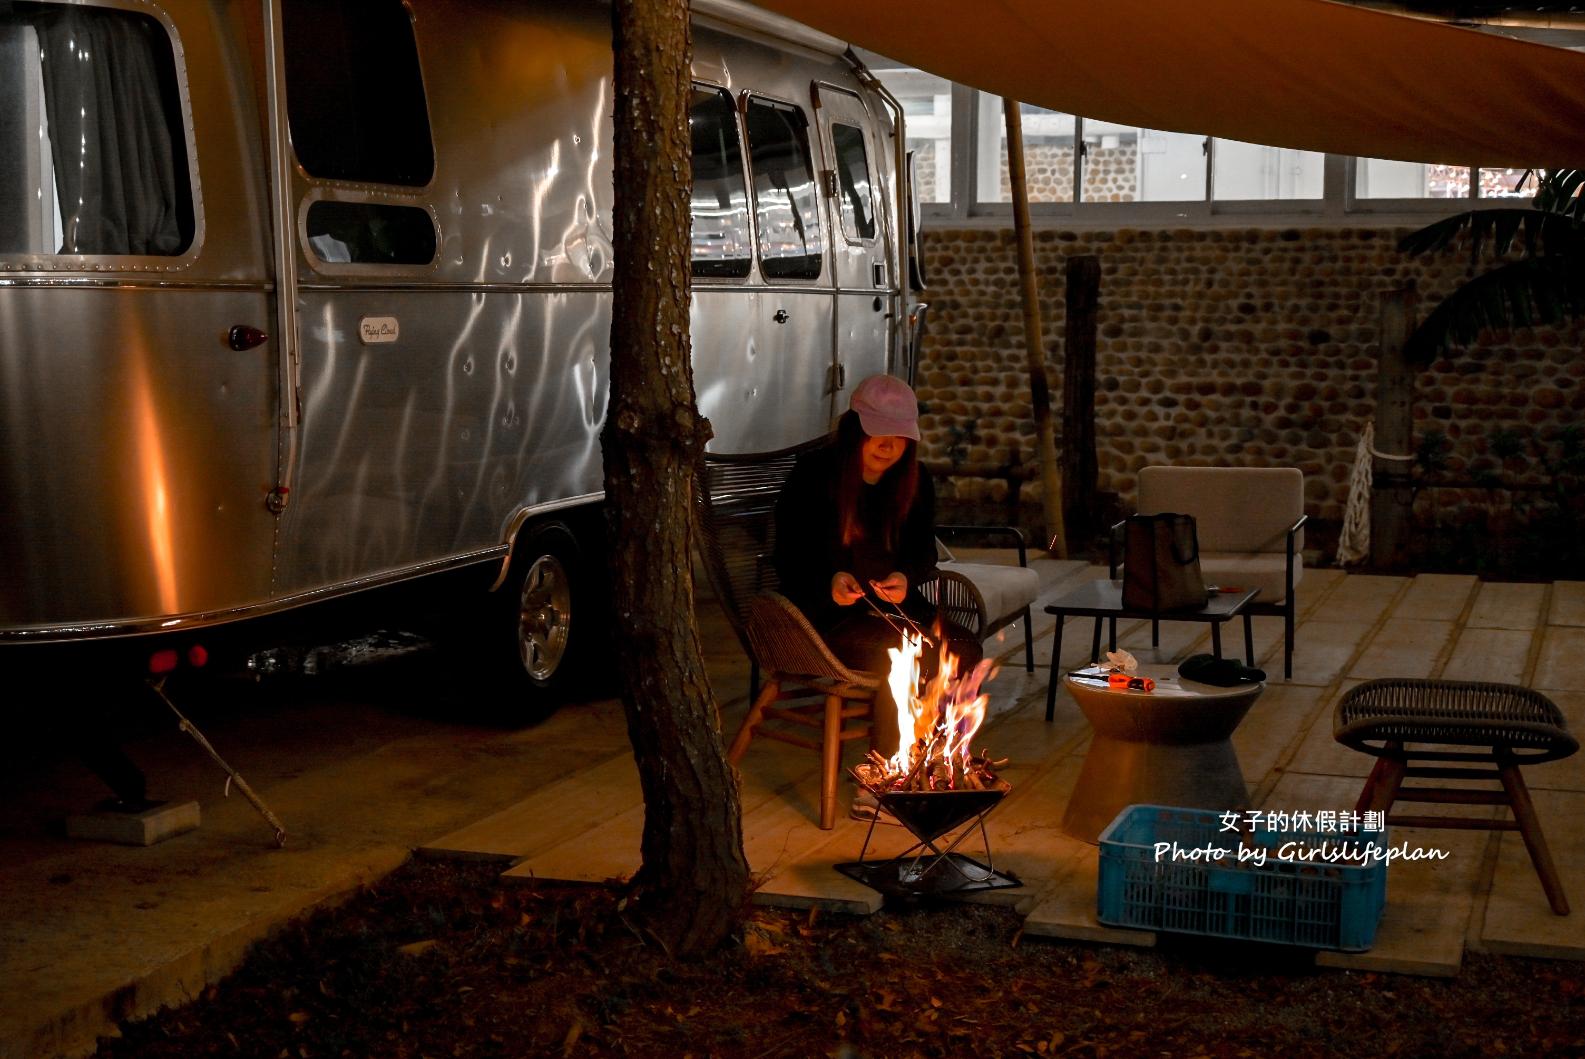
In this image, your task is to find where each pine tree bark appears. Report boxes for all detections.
[605,0,749,955]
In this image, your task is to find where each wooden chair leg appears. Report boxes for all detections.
[728,678,779,765]
[1358,745,1407,815]
[1151,618,1160,647]
[819,693,843,830]
[1498,759,1570,915]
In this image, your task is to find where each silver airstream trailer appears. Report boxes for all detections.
[0,0,921,702]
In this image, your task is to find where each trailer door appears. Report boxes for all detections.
[813,84,893,412]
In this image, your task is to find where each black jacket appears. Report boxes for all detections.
[772,442,938,631]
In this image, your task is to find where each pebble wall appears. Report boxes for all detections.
[914,225,1585,554]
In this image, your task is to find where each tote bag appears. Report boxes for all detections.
[1121,513,1207,613]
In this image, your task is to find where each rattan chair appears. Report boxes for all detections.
[694,440,881,830]
[1335,678,1579,915]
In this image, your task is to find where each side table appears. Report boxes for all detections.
[1061,665,1263,843]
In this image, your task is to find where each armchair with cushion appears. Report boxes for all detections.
[1118,465,1307,678]
[922,525,1041,673]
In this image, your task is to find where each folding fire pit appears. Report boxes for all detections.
[835,775,1021,898]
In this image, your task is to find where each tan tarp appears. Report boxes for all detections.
[749,0,1585,167]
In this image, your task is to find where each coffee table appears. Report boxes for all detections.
[1061,664,1263,843]
[1043,581,1258,721]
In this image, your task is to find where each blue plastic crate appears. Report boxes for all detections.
[1096,805,1389,951]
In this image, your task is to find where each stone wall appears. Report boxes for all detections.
[915,225,1585,559]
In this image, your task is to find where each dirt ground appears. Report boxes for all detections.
[91,858,1585,1059]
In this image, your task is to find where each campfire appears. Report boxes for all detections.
[851,627,1006,796]
[836,623,1021,898]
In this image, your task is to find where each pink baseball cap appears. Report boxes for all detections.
[849,374,920,441]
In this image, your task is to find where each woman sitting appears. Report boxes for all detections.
[773,374,982,787]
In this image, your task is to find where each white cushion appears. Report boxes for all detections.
[939,560,1040,625]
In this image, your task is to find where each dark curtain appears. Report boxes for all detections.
[35,6,183,255]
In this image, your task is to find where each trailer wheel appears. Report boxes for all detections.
[494,521,607,702]
[515,542,574,685]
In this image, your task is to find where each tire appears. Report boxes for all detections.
[491,520,609,704]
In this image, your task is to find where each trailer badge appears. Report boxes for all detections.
[359,316,400,344]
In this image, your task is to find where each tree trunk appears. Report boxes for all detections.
[606,0,749,956]
[1062,255,1100,549]
[1003,100,1066,558]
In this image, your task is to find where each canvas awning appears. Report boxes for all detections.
[746,0,1585,167]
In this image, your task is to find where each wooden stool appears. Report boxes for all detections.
[1334,678,1578,915]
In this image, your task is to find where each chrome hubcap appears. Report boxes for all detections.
[517,555,571,681]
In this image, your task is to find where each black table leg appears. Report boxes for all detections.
[1045,612,1066,722]
[1211,621,1222,659]
[1244,613,1255,666]
[1091,618,1103,662]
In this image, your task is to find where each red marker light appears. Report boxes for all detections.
[188,644,209,668]
[149,649,179,674]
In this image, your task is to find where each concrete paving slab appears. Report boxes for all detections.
[1233,684,1326,787]
[1020,845,1158,949]
[1549,581,1585,627]
[1265,773,1483,977]
[1286,681,1372,781]
[1348,619,1456,681]
[1480,788,1585,960]
[1439,628,1535,686]
[1527,690,1585,794]
[1282,620,1370,687]
[419,750,638,861]
[1394,574,1478,621]
[1307,574,1408,624]
[1467,581,1546,630]
[501,800,643,886]
[1534,626,1585,692]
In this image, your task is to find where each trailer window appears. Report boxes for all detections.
[831,123,876,242]
[306,201,436,266]
[690,88,751,278]
[282,0,434,187]
[745,98,822,281]
[0,3,194,257]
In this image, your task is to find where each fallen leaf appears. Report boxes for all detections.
[287,1012,310,1025]
[563,1021,582,1054]
[397,940,438,957]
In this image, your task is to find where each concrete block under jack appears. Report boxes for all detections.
[66,800,201,846]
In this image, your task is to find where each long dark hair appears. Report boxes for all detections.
[833,410,919,549]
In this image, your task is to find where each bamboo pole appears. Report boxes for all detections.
[1003,99,1067,557]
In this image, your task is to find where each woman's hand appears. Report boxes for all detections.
[831,571,865,606]
[870,571,908,605]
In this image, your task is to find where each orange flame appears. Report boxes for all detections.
[884,628,992,783]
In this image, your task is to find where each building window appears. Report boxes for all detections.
[1355,158,1471,199]
[867,65,952,204]
[976,98,1075,204]
[1212,139,1324,201]
[689,87,752,277]
[283,0,434,187]
[744,97,822,281]
[0,2,194,257]
[1479,168,1534,199]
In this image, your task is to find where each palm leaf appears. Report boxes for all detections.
[1397,208,1575,262]
[1404,256,1585,363]
[1535,169,1585,220]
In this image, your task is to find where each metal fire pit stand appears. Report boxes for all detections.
[836,782,1021,899]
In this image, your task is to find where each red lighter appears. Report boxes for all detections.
[1108,673,1156,692]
